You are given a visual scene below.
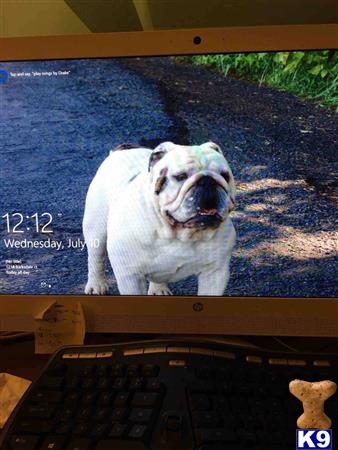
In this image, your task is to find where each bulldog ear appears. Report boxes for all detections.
[148,141,175,172]
[206,141,223,154]
[228,172,236,211]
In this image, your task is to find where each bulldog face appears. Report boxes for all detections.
[149,142,235,230]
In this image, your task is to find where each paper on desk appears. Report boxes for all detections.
[34,301,85,354]
[0,373,31,428]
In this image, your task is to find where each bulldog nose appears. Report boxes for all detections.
[195,176,218,210]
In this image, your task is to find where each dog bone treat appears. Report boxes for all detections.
[289,379,337,429]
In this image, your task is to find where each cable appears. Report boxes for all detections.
[272,336,299,353]
[0,332,33,342]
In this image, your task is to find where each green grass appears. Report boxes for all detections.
[177,51,338,110]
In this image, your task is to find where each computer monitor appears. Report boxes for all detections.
[0,25,337,335]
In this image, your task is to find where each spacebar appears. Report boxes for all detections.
[95,440,148,450]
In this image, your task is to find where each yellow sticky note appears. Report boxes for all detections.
[34,301,85,354]
[0,373,31,428]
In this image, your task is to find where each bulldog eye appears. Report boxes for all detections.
[220,171,231,183]
[173,172,188,182]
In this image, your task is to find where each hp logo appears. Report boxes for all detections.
[193,302,204,312]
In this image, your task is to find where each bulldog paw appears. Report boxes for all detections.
[85,278,110,295]
[148,282,172,296]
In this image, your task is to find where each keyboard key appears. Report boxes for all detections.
[81,365,97,376]
[16,419,53,434]
[129,377,144,390]
[97,377,110,390]
[214,368,231,381]
[192,411,221,428]
[189,380,214,394]
[54,422,72,435]
[220,381,232,394]
[263,431,285,444]
[95,441,147,449]
[109,423,128,438]
[195,428,237,445]
[146,378,162,392]
[230,396,247,413]
[124,348,144,356]
[29,390,63,404]
[128,424,147,439]
[97,365,112,377]
[22,404,56,419]
[241,414,258,429]
[10,435,39,450]
[248,397,265,413]
[64,391,81,406]
[195,367,213,379]
[114,392,130,406]
[220,413,237,429]
[211,395,230,412]
[98,391,114,406]
[164,413,183,432]
[73,422,89,437]
[235,382,255,395]
[266,414,285,430]
[65,375,80,390]
[112,364,125,377]
[76,407,92,421]
[197,446,238,450]
[66,438,92,450]
[126,365,140,377]
[79,354,97,360]
[132,392,158,407]
[60,405,77,420]
[189,394,211,411]
[142,364,159,377]
[82,378,96,390]
[113,378,127,390]
[111,407,128,421]
[40,435,66,450]
[82,392,97,404]
[96,352,114,360]
[94,407,110,422]
[237,430,257,444]
[198,446,242,450]
[129,408,153,423]
[91,423,109,439]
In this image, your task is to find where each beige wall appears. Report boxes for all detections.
[0,0,89,37]
[148,0,338,28]
[1,0,337,38]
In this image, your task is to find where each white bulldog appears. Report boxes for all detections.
[83,141,236,296]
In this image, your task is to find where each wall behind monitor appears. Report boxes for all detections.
[0,0,89,37]
[0,0,337,37]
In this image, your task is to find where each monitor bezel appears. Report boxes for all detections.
[1,24,338,336]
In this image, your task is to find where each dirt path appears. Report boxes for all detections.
[122,57,338,297]
[1,57,337,297]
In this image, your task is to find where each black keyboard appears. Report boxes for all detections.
[1,338,337,450]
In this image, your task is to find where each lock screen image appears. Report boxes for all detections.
[0,51,337,296]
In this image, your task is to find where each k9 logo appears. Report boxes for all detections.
[296,429,332,449]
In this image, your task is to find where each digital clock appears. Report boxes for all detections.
[1,213,53,233]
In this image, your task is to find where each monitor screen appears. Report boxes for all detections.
[0,51,337,298]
